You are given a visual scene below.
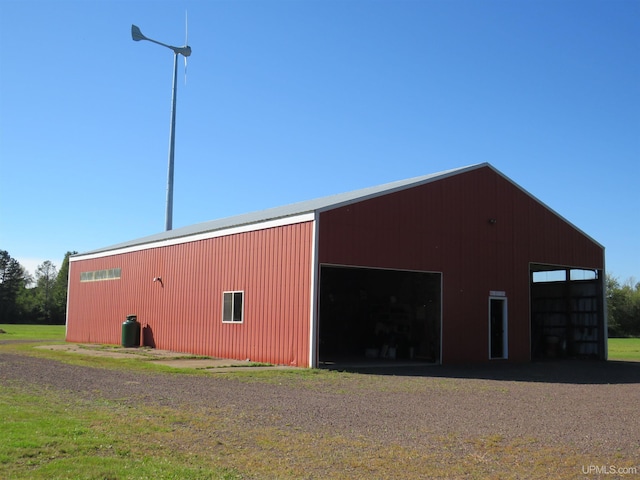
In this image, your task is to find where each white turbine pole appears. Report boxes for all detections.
[131,24,191,231]
[166,51,179,231]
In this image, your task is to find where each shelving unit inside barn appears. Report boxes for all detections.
[531,267,604,360]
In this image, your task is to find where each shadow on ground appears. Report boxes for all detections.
[321,359,640,385]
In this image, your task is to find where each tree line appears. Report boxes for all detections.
[1,248,639,335]
[0,250,76,324]
[607,275,640,337]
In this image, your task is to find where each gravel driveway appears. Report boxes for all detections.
[1,347,638,460]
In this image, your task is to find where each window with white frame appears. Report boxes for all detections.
[222,291,244,323]
[80,268,121,282]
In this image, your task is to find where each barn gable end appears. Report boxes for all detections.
[316,165,604,364]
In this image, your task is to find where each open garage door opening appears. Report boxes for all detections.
[530,264,606,360]
[318,265,442,365]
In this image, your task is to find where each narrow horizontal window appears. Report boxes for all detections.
[222,291,244,323]
[80,268,121,282]
[532,270,566,283]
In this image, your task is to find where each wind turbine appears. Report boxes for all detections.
[131,21,191,231]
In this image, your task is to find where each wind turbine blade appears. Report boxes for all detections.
[184,10,189,85]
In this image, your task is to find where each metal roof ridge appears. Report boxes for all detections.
[73,163,487,257]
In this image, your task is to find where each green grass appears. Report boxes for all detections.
[0,385,241,479]
[608,337,640,361]
[0,324,65,341]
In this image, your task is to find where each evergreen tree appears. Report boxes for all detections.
[0,250,28,323]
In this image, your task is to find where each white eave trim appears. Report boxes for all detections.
[71,213,316,262]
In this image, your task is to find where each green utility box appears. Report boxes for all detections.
[122,314,140,348]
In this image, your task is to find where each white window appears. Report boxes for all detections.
[222,291,244,323]
[80,268,121,282]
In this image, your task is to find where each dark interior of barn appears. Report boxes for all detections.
[530,265,605,360]
[318,266,441,364]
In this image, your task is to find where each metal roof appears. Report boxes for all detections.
[76,163,484,257]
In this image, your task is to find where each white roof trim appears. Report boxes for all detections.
[71,213,315,262]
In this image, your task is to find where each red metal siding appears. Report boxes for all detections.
[318,166,604,363]
[67,221,314,366]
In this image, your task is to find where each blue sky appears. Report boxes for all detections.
[1,0,638,281]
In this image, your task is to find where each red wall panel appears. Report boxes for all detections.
[318,166,604,363]
[67,221,314,366]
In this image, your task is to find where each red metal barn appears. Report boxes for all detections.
[67,164,606,366]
